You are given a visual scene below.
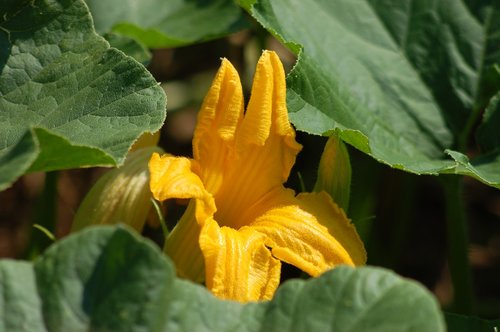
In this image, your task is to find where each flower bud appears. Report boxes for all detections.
[314,135,352,211]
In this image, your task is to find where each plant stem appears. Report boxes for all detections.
[441,175,474,314]
[24,171,59,259]
[151,198,169,238]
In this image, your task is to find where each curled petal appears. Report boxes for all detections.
[250,189,366,276]
[199,219,281,302]
[149,153,215,222]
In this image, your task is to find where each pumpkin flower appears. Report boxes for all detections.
[149,51,366,302]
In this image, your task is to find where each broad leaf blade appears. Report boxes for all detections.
[0,225,445,331]
[34,226,172,332]
[85,0,249,48]
[244,0,500,187]
[0,0,166,190]
[261,266,445,331]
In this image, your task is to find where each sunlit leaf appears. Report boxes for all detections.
[0,0,166,190]
[0,225,445,331]
[243,0,500,187]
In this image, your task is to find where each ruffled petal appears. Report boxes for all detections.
[149,153,218,282]
[249,189,366,277]
[199,218,281,302]
[212,51,302,229]
[148,152,215,222]
[192,58,244,193]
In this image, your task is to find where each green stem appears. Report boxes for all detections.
[458,108,482,152]
[441,175,474,314]
[151,198,169,238]
[24,171,59,259]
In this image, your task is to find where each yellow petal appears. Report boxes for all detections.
[199,218,281,302]
[236,50,301,181]
[192,58,244,193]
[71,146,163,233]
[148,153,216,222]
[210,51,302,229]
[149,153,219,282]
[249,189,366,277]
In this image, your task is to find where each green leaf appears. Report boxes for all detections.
[0,261,44,332]
[0,0,166,190]
[85,0,249,48]
[34,226,171,332]
[0,225,445,331]
[445,312,500,332]
[244,0,500,187]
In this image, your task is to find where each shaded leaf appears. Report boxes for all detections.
[0,0,166,190]
[0,225,445,331]
[0,261,45,332]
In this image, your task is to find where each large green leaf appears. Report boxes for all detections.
[85,0,249,48]
[0,0,166,190]
[0,225,445,331]
[242,0,500,187]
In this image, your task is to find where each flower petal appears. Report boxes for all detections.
[212,51,302,229]
[192,58,244,193]
[250,189,366,277]
[148,152,215,221]
[237,50,302,181]
[199,218,281,302]
[149,153,218,283]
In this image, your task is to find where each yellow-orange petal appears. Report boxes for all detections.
[211,52,302,229]
[236,50,301,181]
[249,189,366,277]
[199,218,281,302]
[148,153,215,222]
[192,58,244,193]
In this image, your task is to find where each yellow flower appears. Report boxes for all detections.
[149,51,366,302]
